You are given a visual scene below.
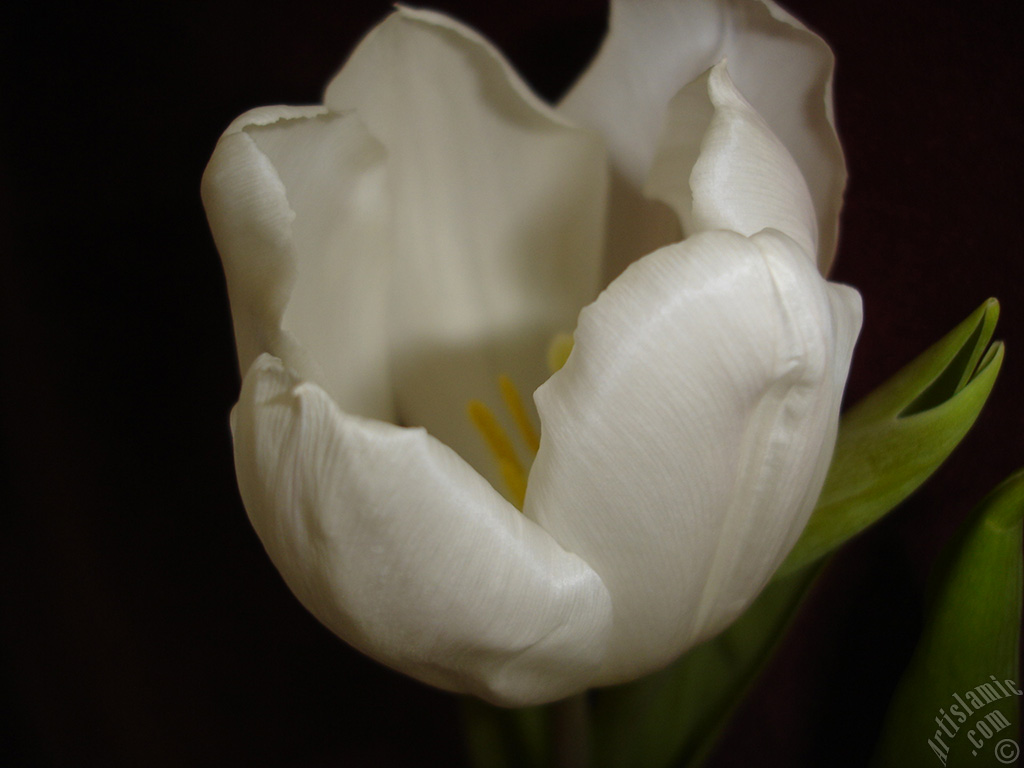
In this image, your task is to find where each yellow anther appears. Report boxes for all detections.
[499,374,540,454]
[547,332,574,373]
[467,399,528,509]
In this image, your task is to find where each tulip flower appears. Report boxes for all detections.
[202,0,861,707]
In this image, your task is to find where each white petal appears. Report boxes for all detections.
[525,229,861,684]
[645,62,818,261]
[560,0,843,273]
[232,353,613,706]
[201,107,394,421]
[324,7,608,481]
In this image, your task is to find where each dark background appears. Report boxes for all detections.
[2,1,1021,765]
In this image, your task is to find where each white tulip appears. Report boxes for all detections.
[202,0,861,707]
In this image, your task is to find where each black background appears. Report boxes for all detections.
[2,1,1021,765]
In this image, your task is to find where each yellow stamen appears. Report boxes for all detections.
[546,332,574,373]
[499,374,540,454]
[467,399,528,509]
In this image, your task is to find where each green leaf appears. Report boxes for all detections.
[590,562,824,768]
[871,469,1024,768]
[778,299,1003,577]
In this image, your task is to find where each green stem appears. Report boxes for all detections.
[550,693,590,768]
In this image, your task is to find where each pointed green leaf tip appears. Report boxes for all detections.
[871,469,1024,768]
[778,299,1004,577]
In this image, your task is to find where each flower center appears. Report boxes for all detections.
[466,332,575,509]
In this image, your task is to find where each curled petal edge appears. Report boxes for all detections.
[231,353,613,707]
